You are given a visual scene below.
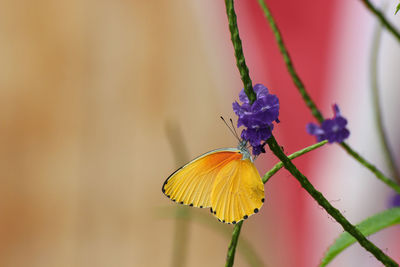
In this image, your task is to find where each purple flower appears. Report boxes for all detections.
[241,125,273,147]
[389,193,400,208]
[252,144,266,156]
[232,84,280,156]
[307,104,350,143]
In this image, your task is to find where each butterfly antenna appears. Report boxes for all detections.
[220,116,240,141]
[229,118,240,140]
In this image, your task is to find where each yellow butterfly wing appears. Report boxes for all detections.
[162,149,242,208]
[210,158,264,224]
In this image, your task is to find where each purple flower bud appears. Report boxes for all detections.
[233,84,280,156]
[252,144,266,156]
[389,193,400,208]
[306,104,350,143]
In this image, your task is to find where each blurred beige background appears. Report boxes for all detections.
[0,1,274,266]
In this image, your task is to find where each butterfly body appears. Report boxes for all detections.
[162,142,264,224]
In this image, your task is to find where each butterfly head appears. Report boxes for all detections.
[237,140,252,161]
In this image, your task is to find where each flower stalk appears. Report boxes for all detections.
[360,0,400,42]
[165,122,192,267]
[225,0,256,104]
[370,18,400,184]
[266,135,398,267]
[262,140,327,183]
[225,221,243,267]
[341,143,400,194]
[256,0,324,122]
[257,0,400,193]
[225,0,398,265]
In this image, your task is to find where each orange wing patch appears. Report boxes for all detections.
[162,150,242,208]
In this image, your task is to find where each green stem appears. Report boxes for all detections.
[257,0,324,122]
[225,221,244,267]
[257,0,400,191]
[261,139,400,194]
[340,143,400,194]
[223,0,258,265]
[267,135,398,267]
[225,0,256,104]
[370,18,400,184]
[224,1,254,265]
[225,0,399,265]
[360,0,400,42]
[157,207,265,267]
[262,140,328,183]
[165,122,192,267]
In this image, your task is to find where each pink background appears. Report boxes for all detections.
[0,0,399,266]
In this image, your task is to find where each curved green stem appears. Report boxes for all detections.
[340,143,400,194]
[256,0,324,122]
[263,140,328,183]
[370,17,400,184]
[225,0,398,265]
[267,135,398,267]
[224,1,254,265]
[157,207,264,267]
[257,0,400,191]
[225,221,244,267]
[225,0,256,104]
[165,122,192,267]
[360,0,400,42]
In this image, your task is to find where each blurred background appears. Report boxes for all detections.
[0,0,399,266]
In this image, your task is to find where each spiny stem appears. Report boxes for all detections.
[360,0,400,42]
[228,140,329,266]
[224,0,255,265]
[340,143,400,194]
[157,207,264,267]
[225,0,256,104]
[257,0,400,191]
[370,17,400,184]
[256,0,324,122]
[266,135,398,267]
[262,140,328,183]
[225,221,243,267]
[225,0,398,265]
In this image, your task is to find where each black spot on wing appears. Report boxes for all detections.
[189,203,193,207]
[232,221,236,225]
[243,215,248,219]
[254,208,259,213]
[261,198,265,203]
[200,206,203,208]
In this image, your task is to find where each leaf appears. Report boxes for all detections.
[396,3,400,15]
[320,207,400,266]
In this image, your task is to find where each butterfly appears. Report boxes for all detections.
[162,138,265,224]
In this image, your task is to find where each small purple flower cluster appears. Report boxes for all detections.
[389,193,400,208]
[307,104,350,143]
[233,84,280,156]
